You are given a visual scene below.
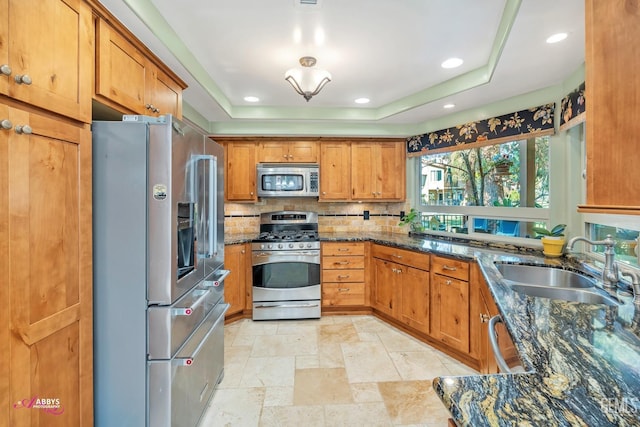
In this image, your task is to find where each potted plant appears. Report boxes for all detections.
[532,223,567,257]
[398,208,424,233]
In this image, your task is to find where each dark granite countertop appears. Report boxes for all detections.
[225,231,640,425]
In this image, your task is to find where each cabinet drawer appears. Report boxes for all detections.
[323,269,365,283]
[322,242,365,256]
[322,255,364,270]
[431,256,469,281]
[322,283,365,306]
[371,244,430,270]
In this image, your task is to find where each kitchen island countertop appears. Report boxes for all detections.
[225,231,640,425]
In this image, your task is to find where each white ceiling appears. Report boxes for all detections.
[99,0,584,136]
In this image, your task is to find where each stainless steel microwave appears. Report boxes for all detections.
[256,164,319,197]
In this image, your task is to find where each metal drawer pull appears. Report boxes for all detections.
[203,269,231,287]
[488,315,513,373]
[1,120,12,130]
[172,290,210,316]
[445,279,452,285]
[337,274,350,279]
[337,261,350,265]
[337,248,350,252]
[0,64,11,76]
[442,265,457,271]
[338,288,350,292]
[480,313,490,323]
[14,74,32,85]
[392,254,403,259]
[174,303,229,366]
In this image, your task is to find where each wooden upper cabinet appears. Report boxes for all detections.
[319,141,351,200]
[0,0,92,123]
[580,0,640,214]
[351,139,405,201]
[257,140,318,163]
[145,66,183,119]
[223,141,257,202]
[95,17,186,119]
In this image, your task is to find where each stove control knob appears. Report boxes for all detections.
[278,243,283,249]
[298,243,304,248]
[306,243,312,248]
[267,244,273,249]
[261,244,265,250]
[288,243,294,248]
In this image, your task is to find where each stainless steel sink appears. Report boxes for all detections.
[495,263,596,288]
[509,283,619,306]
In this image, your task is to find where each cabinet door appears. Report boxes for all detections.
[1,103,92,426]
[224,244,246,316]
[3,0,92,122]
[147,66,183,119]
[225,142,257,201]
[351,143,377,199]
[96,18,148,115]
[288,141,318,162]
[431,273,470,353]
[377,141,405,200]
[582,0,640,212]
[372,258,397,316]
[319,142,351,200]
[257,141,289,163]
[399,266,430,334]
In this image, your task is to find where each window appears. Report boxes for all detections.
[584,217,640,268]
[415,138,550,239]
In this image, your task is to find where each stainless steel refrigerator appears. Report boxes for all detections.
[92,115,229,427]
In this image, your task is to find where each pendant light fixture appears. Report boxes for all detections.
[285,56,331,102]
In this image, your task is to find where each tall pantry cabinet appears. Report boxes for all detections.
[0,0,94,425]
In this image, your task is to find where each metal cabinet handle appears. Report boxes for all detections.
[336,261,350,265]
[15,125,32,135]
[338,288,350,292]
[322,191,327,195]
[14,74,32,85]
[241,249,245,254]
[337,274,350,279]
[1,120,12,130]
[442,265,457,271]
[392,254,403,259]
[445,279,452,285]
[0,64,11,76]
[480,313,490,323]
[488,315,513,373]
[172,290,210,316]
[250,191,254,196]
[337,248,350,252]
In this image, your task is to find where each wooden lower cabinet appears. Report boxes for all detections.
[1,102,93,426]
[430,256,470,354]
[371,244,430,334]
[322,242,366,307]
[224,243,251,317]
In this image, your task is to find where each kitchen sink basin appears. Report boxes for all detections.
[509,283,619,306]
[495,263,596,288]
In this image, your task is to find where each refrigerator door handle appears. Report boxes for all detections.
[203,269,230,288]
[174,303,229,366]
[171,289,211,316]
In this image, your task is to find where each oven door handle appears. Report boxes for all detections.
[254,251,317,257]
[254,303,320,309]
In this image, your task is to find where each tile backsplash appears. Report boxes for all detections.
[225,199,410,235]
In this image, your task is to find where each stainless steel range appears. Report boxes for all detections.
[252,211,321,320]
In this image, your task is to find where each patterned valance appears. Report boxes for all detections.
[406,103,555,156]
[559,82,585,131]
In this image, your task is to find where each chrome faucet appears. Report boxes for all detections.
[567,235,619,290]
[620,270,640,306]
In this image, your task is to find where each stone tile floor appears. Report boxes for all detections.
[199,315,477,427]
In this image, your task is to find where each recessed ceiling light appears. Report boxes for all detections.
[354,98,370,104]
[443,103,455,109]
[546,33,568,44]
[441,58,463,69]
[244,96,260,103]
